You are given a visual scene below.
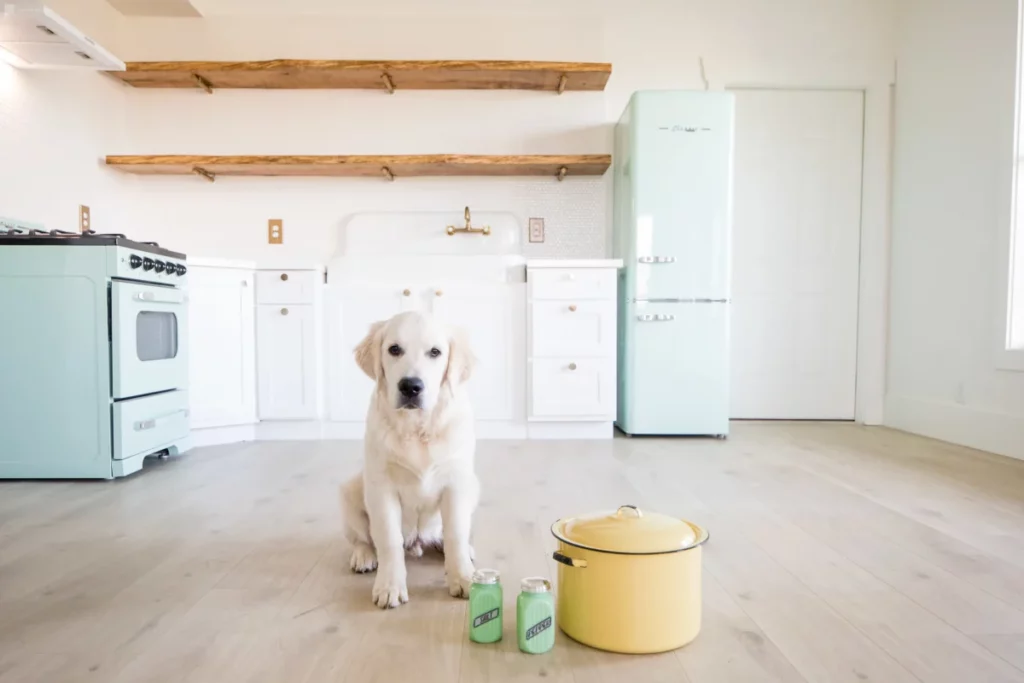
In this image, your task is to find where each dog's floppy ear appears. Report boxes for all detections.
[445,325,477,387]
[354,320,386,380]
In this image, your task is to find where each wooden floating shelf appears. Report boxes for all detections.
[104,154,612,181]
[107,60,612,93]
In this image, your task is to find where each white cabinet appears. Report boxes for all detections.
[530,358,614,417]
[432,283,523,421]
[187,262,257,429]
[256,270,320,305]
[256,305,318,419]
[328,282,524,423]
[329,285,408,421]
[527,263,619,422]
[255,267,322,421]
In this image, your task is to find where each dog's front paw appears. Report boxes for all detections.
[446,565,474,599]
[350,543,378,573]
[372,574,409,609]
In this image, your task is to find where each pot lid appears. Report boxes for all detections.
[553,505,703,554]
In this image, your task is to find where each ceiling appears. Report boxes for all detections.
[107,0,600,17]
[106,0,201,17]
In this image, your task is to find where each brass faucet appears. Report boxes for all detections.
[446,206,491,236]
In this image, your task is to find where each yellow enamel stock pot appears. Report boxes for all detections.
[551,505,709,654]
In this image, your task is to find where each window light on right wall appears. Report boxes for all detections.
[1003,0,1024,368]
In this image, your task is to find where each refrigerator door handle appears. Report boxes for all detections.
[638,256,677,264]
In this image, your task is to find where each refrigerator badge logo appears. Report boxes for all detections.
[658,126,712,133]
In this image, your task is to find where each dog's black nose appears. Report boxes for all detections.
[398,377,424,398]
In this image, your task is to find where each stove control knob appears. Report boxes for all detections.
[178,264,188,276]
[129,254,142,269]
[143,257,154,271]
[154,260,166,273]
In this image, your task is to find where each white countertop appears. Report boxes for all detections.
[187,257,258,270]
[526,259,623,269]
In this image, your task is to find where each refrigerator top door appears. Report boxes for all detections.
[627,91,734,302]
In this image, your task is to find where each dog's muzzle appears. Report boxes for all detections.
[397,376,424,409]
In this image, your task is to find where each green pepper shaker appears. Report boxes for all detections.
[468,569,503,643]
[517,577,555,654]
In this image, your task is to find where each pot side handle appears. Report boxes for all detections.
[552,551,588,569]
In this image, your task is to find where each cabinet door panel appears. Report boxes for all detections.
[431,284,521,421]
[329,286,406,421]
[187,268,256,428]
[257,304,317,419]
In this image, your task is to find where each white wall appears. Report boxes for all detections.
[886,0,1024,459]
[2,0,896,422]
[0,0,127,233]
[107,3,894,263]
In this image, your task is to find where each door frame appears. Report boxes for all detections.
[726,84,891,425]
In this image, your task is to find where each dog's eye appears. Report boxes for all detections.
[429,347,442,358]
[387,344,403,357]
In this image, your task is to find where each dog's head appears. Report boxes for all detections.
[354,311,475,414]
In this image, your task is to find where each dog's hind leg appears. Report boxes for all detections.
[341,474,377,573]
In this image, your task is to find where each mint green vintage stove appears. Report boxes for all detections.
[0,230,191,479]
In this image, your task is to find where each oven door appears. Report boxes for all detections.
[111,280,189,399]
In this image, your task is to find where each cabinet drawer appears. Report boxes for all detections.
[530,300,615,357]
[256,270,318,304]
[529,268,616,301]
[113,390,189,460]
[529,358,615,420]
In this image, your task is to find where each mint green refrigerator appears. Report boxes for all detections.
[613,91,734,436]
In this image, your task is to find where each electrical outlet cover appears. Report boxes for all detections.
[528,217,545,243]
[268,219,283,244]
[79,205,91,233]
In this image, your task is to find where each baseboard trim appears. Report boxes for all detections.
[191,424,256,448]
[192,420,613,445]
[527,422,614,439]
[884,395,1024,461]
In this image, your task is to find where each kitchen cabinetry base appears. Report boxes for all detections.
[189,420,614,447]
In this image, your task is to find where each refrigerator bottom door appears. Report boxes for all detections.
[617,302,729,436]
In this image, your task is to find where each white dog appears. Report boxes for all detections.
[340,311,479,609]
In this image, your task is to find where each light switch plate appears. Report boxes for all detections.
[268,219,283,244]
[528,217,545,243]
[79,205,91,233]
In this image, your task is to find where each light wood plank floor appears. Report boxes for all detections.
[2,423,1024,682]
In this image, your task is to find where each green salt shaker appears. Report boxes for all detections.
[468,569,503,643]
[517,577,555,654]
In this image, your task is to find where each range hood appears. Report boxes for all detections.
[0,3,124,70]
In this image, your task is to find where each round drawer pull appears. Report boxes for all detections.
[280,273,289,281]
[403,288,411,296]
[435,290,444,297]
[566,273,576,281]
[240,280,248,287]
[281,307,289,316]
[569,304,577,312]
[568,362,577,371]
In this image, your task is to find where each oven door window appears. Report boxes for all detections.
[136,311,179,361]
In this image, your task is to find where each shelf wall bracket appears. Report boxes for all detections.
[192,166,216,183]
[191,73,213,94]
[381,166,395,181]
[381,72,396,94]
[557,74,568,94]
[557,166,568,182]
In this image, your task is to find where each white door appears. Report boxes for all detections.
[431,283,523,421]
[329,285,409,421]
[256,304,317,420]
[730,89,863,419]
[187,267,256,428]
